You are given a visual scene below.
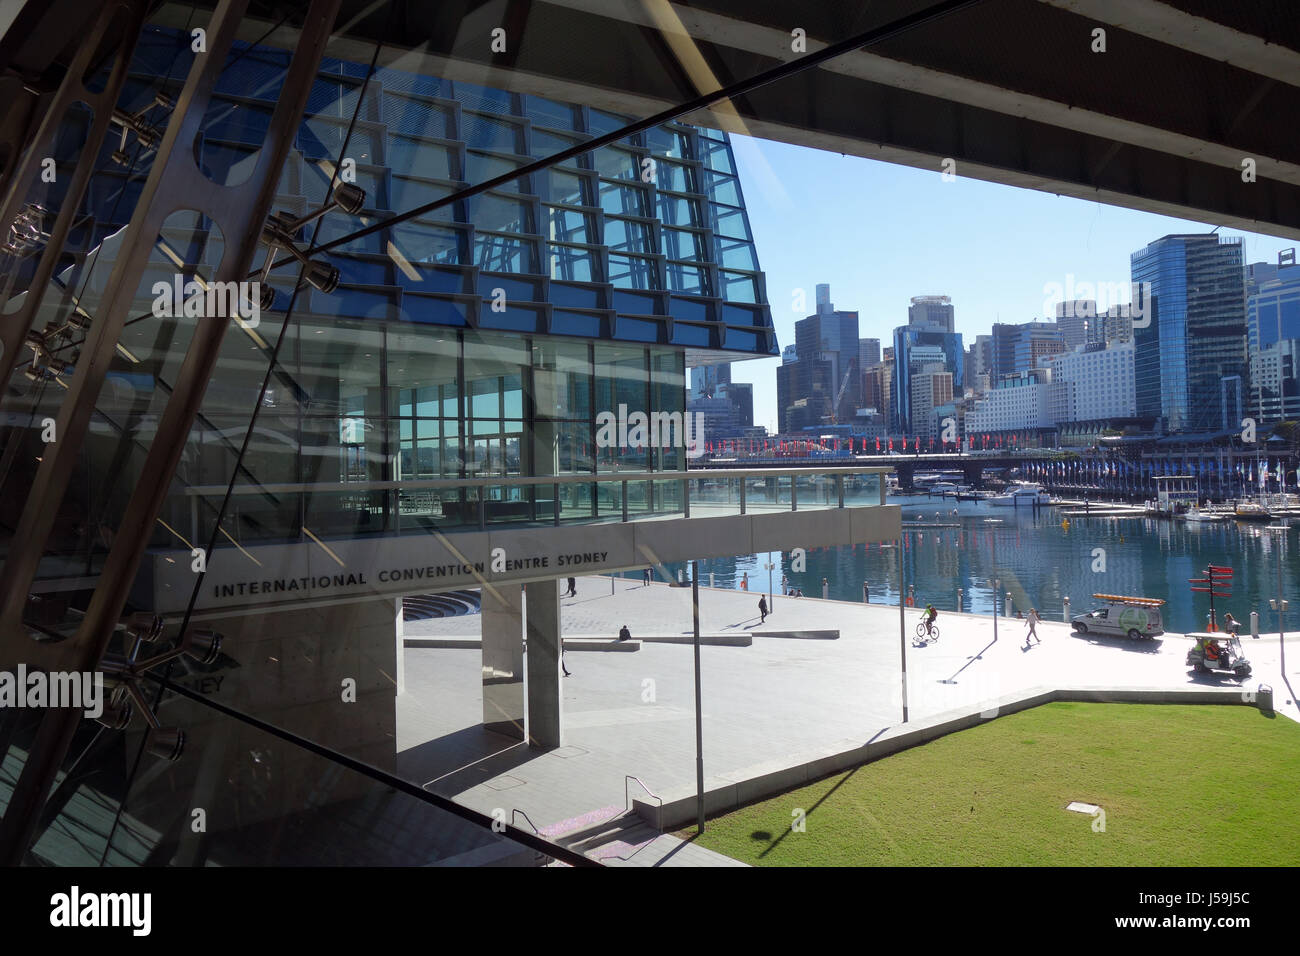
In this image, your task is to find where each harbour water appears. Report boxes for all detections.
[666,494,1298,635]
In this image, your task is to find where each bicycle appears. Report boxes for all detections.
[913,621,940,645]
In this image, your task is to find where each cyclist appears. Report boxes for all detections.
[923,603,938,638]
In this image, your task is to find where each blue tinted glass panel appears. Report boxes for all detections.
[478,274,540,300]
[389,138,457,179]
[588,109,634,136]
[592,146,640,180]
[550,283,600,308]
[481,305,543,332]
[389,175,453,210]
[706,174,742,206]
[616,316,659,341]
[720,271,757,303]
[598,180,649,217]
[668,262,708,295]
[380,95,453,138]
[531,128,579,159]
[552,310,604,337]
[699,138,733,172]
[391,222,465,264]
[670,322,711,346]
[465,193,532,233]
[718,237,758,270]
[656,160,694,192]
[466,151,525,190]
[724,328,760,351]
[711,203,748,238]
[657,193,699,226]
[549,244,597,282]
[453,80,514,115]
[669,297,711,323]
[604,217,653,254]
[645,126,691,159]
[474,233,538,273]
[613,290,660,314]
[540,169,588,205]
[609,254,657,290]
[722,304,764,326]
[461,112,523,153]
[664,228,704,261]
[526,95,578,129]
[543,205,593,243]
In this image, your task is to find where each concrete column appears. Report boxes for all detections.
[480,584,525,740]
[524,580,563,749]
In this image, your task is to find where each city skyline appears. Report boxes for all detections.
[728,135,1298,432]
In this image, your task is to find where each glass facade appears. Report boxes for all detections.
[1132,235,1247,434]
[0,7,792,869]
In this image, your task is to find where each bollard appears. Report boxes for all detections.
[1063,596,1070,623]
[1006,592,1013,618]
[956,587,963,612]
[822,577,829,600]
[1250,610,1259,638]
[709,572,715,589]
[863,582,870,604]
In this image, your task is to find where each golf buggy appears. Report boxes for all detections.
[1185,631,1252,680]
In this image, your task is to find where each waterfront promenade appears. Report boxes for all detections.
[397,577,1296,864]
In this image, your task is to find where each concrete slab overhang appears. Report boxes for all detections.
[145,504,902,619]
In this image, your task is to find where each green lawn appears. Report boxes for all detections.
[682,703,1300,866]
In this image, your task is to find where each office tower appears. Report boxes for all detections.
[908,295,955,332]
[1054,301,1092,350]
[790,283,861,423]
[690,363,732,399]
[1132,234,1247,433]
[990,321,1065,380]
[1086,304,1135,347]
[893,324,964,433]
[859,337,881,369]
[1247,250,1300,422]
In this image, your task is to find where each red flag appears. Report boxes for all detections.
[888,438,893,451]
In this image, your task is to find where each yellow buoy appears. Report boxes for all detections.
[1061,519,1070,530]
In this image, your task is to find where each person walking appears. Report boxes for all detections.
[740,572,749,591]
[565,577,576,597]
[1025,607,1042,646]
[781,574,789,596]
[758,595,768,623]
[643,567,652,586]
[1222,612,1240,636]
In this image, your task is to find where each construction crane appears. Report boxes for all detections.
[829,362,854,425]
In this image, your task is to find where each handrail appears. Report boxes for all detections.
[625,774,662,815]
[510,808,541,834]
[180,465,892,496]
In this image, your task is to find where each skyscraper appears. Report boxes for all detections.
[788,283,861,424]
[1132,234,1247,434]
[859,337,881,369]
[1247,250,1300,423]
[908,295,955,332]
[893,324,964,433]
[990,321,1065,381]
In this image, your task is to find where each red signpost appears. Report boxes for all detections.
[1189,564,1233,631]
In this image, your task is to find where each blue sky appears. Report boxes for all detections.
[727,135,1298,432]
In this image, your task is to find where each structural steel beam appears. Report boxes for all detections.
[0,0,341,864]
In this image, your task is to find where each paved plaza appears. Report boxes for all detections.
[396,576,1298,865]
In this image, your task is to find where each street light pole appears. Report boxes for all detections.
[897,536,908,723]
[691,559,704,834]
